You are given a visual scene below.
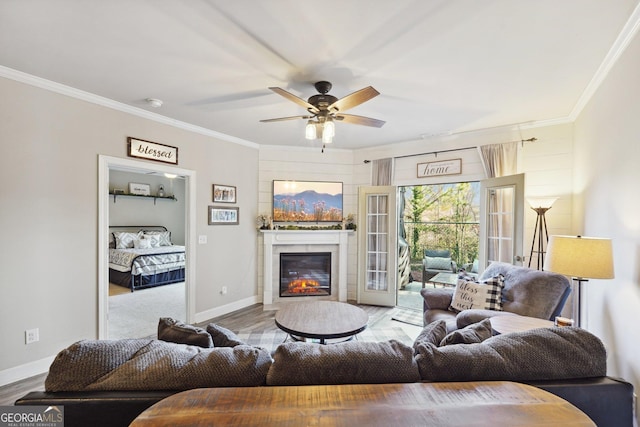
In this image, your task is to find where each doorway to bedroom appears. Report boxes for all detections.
[98,155,196,340]
[107,169,186,338]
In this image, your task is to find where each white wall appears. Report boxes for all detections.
[0,75,259,384]
[109,170,186,244]
[574,24,640,401]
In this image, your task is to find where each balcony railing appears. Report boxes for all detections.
[403,220,480,266]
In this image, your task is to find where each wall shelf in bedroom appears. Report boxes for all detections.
[109,192,177,205]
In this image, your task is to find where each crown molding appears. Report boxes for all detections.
[0,66,259,149]
[569,2,640,120]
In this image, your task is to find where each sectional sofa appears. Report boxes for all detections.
[15,318,635,427]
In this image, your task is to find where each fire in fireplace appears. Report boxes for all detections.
[280,252,331,297]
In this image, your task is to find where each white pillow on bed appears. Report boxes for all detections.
[133,238,152,249]
[143,231,172,246]
[113,231,141,249]
[144,234,161,248]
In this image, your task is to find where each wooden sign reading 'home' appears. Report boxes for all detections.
[417,158,461,178]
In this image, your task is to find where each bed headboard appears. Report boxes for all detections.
[109,225,168,233]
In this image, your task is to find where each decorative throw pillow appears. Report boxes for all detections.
[412,320,448,354]
[157,317,213,348]
[143,234,161,248]
[425,256,452,271]
[133,238,152,249]
[439,318,493,346]
[144,231,172,246]
[449,274,505,313]
[113,231,141,249]
[206,323,246,347]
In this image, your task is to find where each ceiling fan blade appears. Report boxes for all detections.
[269,87,319,113]
[335,114,386,128]
[260,115,311,123]
[329,86,380,112]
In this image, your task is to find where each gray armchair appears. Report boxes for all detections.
[421,262,571,331]
[421,249,457,287]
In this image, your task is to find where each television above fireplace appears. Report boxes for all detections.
[272,180,343,222]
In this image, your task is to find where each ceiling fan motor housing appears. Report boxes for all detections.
[314,81,332,94]
[308,94,338,109]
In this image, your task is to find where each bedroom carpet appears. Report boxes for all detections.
[109,282,186,339]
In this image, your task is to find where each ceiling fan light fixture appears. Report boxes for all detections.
[305,120,317,140]
[322,129,333,144]
[323,119,335,138]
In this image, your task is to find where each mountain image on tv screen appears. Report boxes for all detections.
[273,180,343,222]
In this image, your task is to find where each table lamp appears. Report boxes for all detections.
[543,235,614,327]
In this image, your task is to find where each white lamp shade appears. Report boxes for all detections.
[544,235,614,279]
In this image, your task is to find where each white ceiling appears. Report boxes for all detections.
[1,0,639,149]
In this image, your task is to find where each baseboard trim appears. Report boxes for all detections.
[0,355,55,388]
[194,296,260,324]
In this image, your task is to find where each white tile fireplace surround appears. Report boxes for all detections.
[261,230,352,306]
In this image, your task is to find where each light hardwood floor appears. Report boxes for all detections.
[0,303,421,406]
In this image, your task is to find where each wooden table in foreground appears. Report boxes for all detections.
[130,381,595,427]
[490,315,555,335]
[275,300,368,344]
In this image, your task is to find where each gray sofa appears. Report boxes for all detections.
[422,261,572,331]
[16,317,635,427]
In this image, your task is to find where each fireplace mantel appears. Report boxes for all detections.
[260,230,352,305]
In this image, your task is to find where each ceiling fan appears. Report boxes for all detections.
[260,81,385,144]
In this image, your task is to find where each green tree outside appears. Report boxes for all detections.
[402,182,480,269]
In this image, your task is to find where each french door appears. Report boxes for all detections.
[478,173,525,271]
[357,186,398,306]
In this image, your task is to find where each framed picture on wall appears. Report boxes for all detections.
[208,206,239,225]
[129,182,151,196]
[212,184,237,203]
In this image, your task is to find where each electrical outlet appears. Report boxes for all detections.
[25,328,39,344]
[221,286,228,295]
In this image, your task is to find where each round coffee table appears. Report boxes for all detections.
[275,301,368,344]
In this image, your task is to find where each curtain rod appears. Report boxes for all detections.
[363,137,537,163]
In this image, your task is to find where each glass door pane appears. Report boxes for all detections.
[358,186,397,306]
[366,194,389,291]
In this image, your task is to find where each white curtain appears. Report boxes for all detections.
[478,141,518,178]
[478,141,519,264]
[371,158,393,185]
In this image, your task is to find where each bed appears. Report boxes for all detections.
[109,226,186,292]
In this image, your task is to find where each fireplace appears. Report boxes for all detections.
[280,252,331,297]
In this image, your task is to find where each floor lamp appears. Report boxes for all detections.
[543,235,614,328]
[527,198,557,270]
